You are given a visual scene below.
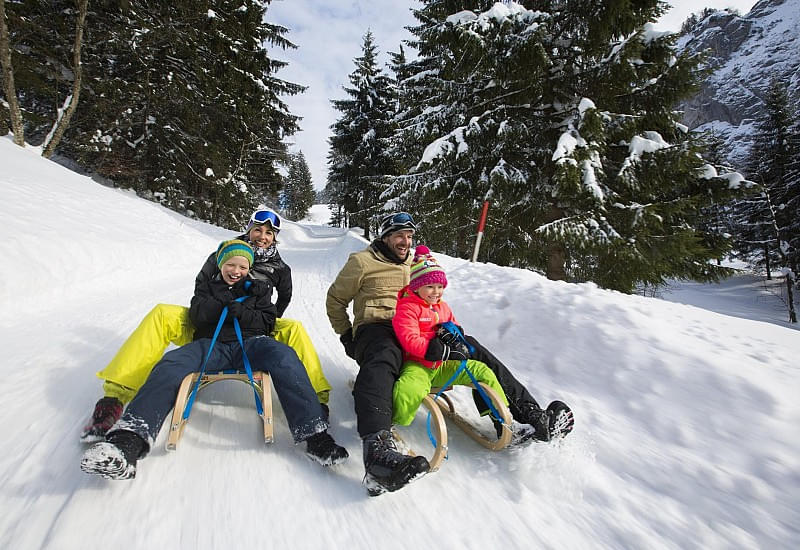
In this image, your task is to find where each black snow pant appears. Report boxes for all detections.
[465,334,541,418]
[352,321,540,438]
[353,322,403,438]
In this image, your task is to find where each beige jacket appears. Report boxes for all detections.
[326,244,412,336]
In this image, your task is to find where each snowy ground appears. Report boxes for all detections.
[1,137,798,549]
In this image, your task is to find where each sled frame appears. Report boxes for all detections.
[432,382,513,451]
[166,371,273,451]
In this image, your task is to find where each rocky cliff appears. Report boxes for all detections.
[677,0,799,166]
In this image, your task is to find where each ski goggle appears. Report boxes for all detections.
[247,210,281,232]
[380,212,417,236]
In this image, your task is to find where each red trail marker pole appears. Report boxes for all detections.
[471,200,490,263]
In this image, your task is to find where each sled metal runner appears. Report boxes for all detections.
[394,382,513,472]
[166,371,273,451]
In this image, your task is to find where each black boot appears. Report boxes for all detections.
[80,397,123,443]
[80,430,145,480]
[518,401,574,442]
[517,402,552,441]
[362,430,429,496]
[305,431,349,466]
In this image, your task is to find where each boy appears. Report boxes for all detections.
[81,208,332,442]
[81,240,347,480]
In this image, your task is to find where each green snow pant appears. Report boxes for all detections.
[392,359,509,426]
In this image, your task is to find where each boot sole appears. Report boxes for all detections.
[305,448,350,467]
[80,442,136,480]
[364,456,430,496]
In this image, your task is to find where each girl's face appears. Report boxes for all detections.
[416,283,444,305]
[221,256,251,285]
[248,224,276,249]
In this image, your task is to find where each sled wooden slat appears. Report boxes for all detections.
[422,394,448,471]
[431,382,513,451]
[391,394,448,472]
[166,371,273,451]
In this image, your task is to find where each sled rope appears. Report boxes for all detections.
[182,282,263,420]
[425,321,505,449]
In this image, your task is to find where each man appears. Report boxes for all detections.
[326,212,573,496]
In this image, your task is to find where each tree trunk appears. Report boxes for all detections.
[764,245,771,280]
[544,205,567,281]
[786,272,797,323]
[0,0,24,146]
[42,0,89,158]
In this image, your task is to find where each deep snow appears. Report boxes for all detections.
[1,137,798,549]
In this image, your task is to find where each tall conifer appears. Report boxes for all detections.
[391,0,747,291]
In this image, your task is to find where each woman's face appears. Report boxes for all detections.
[248,224,276,249]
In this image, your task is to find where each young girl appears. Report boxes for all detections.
[81,239,347,480]
[391,246,509,427]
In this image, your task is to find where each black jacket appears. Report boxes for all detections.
[194,235,292,317]
[189,276,277,343]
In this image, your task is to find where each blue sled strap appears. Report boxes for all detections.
[233,317,264,415]
[425,322,505,448]
[181,290,263,419]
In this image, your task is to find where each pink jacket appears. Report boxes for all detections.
[392,286,457,368]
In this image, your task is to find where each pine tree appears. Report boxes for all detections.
[390,0,747,292]
[737,82,797,273]
[282,151,316,221]
[327,30,397,239]
[4,1,303,228]
[736,81,799,321]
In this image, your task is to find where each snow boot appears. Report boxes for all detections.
[546,400,574,440]
[80,397,123,443]
[362,430,429,497]
[80,430,145,480]
[517,402,552,441]
[305,431,349,467]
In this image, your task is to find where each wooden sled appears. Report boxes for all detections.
[394,382,513,472]
[166,371,273,451]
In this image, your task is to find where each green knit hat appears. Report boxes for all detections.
[216,239,254,269]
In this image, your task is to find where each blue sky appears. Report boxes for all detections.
[267,0,758,193]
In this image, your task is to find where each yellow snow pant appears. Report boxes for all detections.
[392,359,508,426]
[96,303,331,405]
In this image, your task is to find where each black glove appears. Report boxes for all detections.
[340,328,356,359]
[214,288,236,305]
[248,279,270,298]
[227,300,245,319]
[425,337,470,362]
[447,342,470,361]
[435,324,461,347]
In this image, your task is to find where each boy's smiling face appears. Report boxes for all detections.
[221,256,250,285]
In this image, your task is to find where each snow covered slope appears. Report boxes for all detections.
[1,137,798,549]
